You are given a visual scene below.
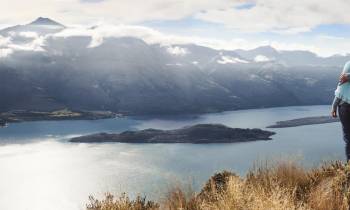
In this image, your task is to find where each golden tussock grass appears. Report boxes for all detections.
[86,160,350,210]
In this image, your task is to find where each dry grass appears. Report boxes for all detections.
[86,161,350,210]
[86,193,159,210]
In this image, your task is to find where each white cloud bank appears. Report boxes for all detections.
[0,23,349,58]
[52,24,345,56]
[1,0,350,57]
[0,32,46,58]
[1,0,350,33]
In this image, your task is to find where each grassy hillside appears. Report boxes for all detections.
[86,160,350,210]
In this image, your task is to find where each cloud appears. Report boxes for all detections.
[196,0,350,33]
[18,32,39,39]
[317,35,346,41]
[271,27,312,35]
[217,55,249,64]
[1,0,350,35]
[166,46,188,56]
[0,35,11,47]
[254,55,271,62]
[0,22,349,57]
[39,24,343,56]
[0,36,13,58]
[0,0,240,26]
[0,48,13,58]
[80,0,106,3]
[0,33,45,58]
[8,36,45,52]
[1,0,350,58]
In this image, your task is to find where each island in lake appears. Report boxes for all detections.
[267,116,340,128]
[0,109,118,126]
[70,124,276,144]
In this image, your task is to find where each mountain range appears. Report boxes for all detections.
[0,18,345,115]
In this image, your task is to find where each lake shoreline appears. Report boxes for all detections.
[0,109,121,126]
[0,104,330,127]
[0,105,335,131]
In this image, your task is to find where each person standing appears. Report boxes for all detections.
[331,61,350,160]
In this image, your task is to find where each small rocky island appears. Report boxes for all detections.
[70,124,275,144]
[0,109,117,126]
[267,116,339,128]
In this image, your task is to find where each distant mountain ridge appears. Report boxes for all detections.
[0,18,344,115]
[28,17,65,27]
[0,17,65,35]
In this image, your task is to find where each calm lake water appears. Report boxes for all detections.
[0,105,344,210]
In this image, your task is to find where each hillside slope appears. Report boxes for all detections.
[86,161,350,210]
[0,18,343,114]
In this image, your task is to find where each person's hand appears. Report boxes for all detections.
[331,110,337,118]
[339,73,349,84]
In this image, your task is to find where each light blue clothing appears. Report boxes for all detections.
[332,61,350,111]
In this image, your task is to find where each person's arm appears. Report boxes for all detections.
[339,73,350,84]
[339,61,350,84]
[345,73,350,81]
[331,97,341,118]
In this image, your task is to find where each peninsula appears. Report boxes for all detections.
[0,109,117,125]
[267,116,339,128]
[0,119,6,127]
[70,124,275,144]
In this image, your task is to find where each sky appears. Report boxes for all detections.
[1,0,350,56]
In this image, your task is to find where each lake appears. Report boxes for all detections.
[0,105,344,210]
